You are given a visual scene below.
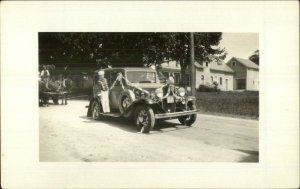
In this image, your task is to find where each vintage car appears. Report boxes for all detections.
[87,67,198,133]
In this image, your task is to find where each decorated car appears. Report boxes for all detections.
[87,67,198,133]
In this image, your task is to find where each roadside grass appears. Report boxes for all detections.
[68,88,259,120]
[195,91,259,120]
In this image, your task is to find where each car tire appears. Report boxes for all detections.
[134,105,155,133]
[178,104,197,126]
[91,100,102,120]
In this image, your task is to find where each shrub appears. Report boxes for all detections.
[197,83,220,92]
[195,91,259,118]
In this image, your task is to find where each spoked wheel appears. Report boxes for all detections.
[92,101,102,120]
[134,106,155,133]
[178,104,197,126]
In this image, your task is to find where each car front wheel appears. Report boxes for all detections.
[178,104,197,126]
[134,105,155,133]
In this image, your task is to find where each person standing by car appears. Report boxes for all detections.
[96,70,110,113]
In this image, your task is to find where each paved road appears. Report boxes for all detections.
[39,100,258,162]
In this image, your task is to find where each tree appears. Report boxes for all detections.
[249,50,259,65]
[39,32,227,71]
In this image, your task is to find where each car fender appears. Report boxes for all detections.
[122,98,155,118]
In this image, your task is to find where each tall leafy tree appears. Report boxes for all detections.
[249,50,259,65]
[39,32,226,70]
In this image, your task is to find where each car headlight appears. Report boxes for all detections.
[155,88,163,98]
[177,87,186,97]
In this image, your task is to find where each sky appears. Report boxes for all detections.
[219,33,259,62]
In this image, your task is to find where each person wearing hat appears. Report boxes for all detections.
[95,70,110,113]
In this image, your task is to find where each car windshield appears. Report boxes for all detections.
[126,71,157,83]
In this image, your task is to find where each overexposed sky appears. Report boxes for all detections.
[220,33,259,62]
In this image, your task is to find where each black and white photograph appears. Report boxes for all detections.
[2,1,299,188]
[38,32,259,162]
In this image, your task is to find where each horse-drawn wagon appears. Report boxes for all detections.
[39,78,72,105]
[39,65,72,106]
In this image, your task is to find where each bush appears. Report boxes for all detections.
[196,91,259,119]
[197,82,220,92]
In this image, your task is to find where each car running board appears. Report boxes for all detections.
[98,112,122,118]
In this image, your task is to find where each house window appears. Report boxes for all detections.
[201,75,204,80]
[232,61,236,66]
[211,76,213,82]
[206,62,208,67]
[220,77,222,85]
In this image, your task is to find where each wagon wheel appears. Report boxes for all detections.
[52,96,59,104]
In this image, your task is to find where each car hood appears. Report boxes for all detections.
[129,83,165,92]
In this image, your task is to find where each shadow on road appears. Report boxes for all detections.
[151,120,191,134]
[79,115,190,134]
[234,149,259,162]
[79,115,139,133]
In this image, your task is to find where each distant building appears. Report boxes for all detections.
[160,61,182,84]
[194,61,234,91]
[160,57,259,91]
[226,57,259,91]
[160,60,234,91]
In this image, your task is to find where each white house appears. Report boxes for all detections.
[160,60,234,91]
[194,61,234,91]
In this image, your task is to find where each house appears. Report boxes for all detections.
[194,61,234,91]
[160,60,234,91]
[226,57,259,91]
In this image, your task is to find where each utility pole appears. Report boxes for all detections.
[190,32,196,96]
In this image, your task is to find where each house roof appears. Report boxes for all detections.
[229,57,259,70]
[210,62,234,73]
[195,61,234,73]
[161,60,234,73]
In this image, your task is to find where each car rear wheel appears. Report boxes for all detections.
[134,105,155,133]
[92,101,102,120]
[178,104,197,126]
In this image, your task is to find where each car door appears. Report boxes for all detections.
[109,70,125,110]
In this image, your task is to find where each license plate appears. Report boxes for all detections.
[167,96,174,103]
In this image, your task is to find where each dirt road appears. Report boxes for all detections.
[39,100,258,162]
